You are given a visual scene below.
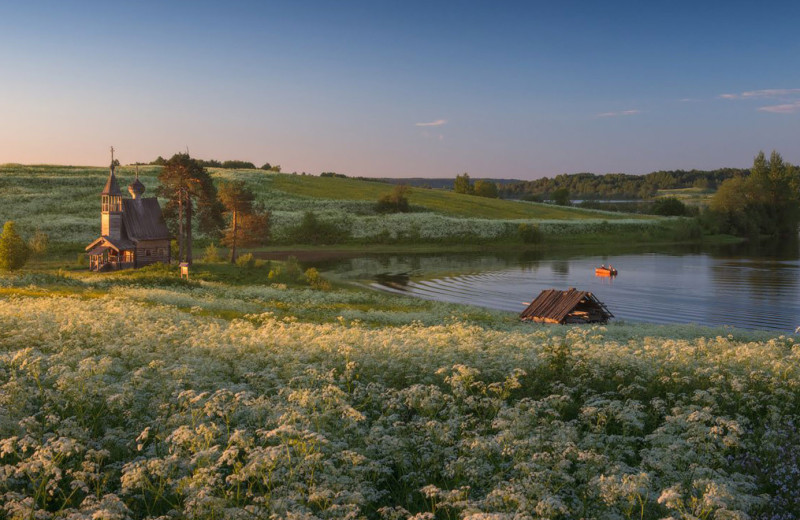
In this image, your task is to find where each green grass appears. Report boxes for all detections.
[656,187,715,206]
[267,172,650,220]
[0,164,666,252]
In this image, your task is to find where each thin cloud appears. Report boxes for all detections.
[415,119,447,127]
[719,88,800,100]
[720,88,800,113]
[596,109,640,118]
[759,101,800,114]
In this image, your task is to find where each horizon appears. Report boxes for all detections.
[2,1,799,179]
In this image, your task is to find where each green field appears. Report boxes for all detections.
[266,173,648,220]
[0,164,670,251]
[656,187,715,206]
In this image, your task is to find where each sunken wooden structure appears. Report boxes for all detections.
[85,149,171,271]
[520,288,613,324]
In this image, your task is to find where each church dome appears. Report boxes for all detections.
[128,177,145,198]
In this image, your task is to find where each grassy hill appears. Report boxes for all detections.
[0,164,665,248]
[217,168,651,220]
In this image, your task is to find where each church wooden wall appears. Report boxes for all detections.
[135,239,170,267]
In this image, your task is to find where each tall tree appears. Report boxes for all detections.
[710,150,800,237]
[218,180,270,262]
[157,153,223,265]
[473,179,498,198]
[454,173,473,194]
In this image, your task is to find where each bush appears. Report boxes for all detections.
[202,243,222,263]
[235,253,255,268]
[552,187,571,206]
[28,229,49,256]
[267,256,304,284]
[289,212,350,245]
[304,267,332,291]
[652,197,688,216]
[375,185,411,213]
[0,221,30,271]
[76,253,87,267]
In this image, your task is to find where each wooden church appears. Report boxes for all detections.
[85,149,171,271]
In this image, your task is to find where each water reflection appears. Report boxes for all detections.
[318,238,800,332]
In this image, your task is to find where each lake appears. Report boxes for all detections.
[317,239,800,332]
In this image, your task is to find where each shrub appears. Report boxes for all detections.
[268,256,304,284]
[235,252,255,268]
[552,187,571,206]
[289,212,350,245]
[76,253,87,267]
[203,243,222,263]
[375,185,411,213]
[0,221,30,271]
[305,267,332,290]
[28,228,49,256]
[652,197,688,216]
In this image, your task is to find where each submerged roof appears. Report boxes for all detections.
[101,170,122,196]
[121,198,170,241]
[520,288,613,323]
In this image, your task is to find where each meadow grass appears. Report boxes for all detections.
[1,164,662,252]
[0,265,796,518]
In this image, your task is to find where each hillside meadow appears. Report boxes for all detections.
[0,164,675,250]
[0,264,798,519]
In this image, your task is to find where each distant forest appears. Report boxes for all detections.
[149,157,281,172]
[498,169,749,200]
[382,169,748,199]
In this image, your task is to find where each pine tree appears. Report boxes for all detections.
[218,180,270,263]
[156,153,224,265]
[0,221,30,271]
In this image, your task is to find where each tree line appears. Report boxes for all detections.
[498,168,748,200]
[150,156,281,172]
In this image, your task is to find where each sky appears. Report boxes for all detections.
[1,0,799,179]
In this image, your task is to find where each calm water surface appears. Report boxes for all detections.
[318,240,800,332]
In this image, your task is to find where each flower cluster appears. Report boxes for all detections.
[0,279,798,518]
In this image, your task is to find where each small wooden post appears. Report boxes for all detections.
[180,262,189,280]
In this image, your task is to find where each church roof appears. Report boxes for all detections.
[128,177,146,197]
[101,171,122,196]
[121,198,171,240]
[84,236,135,252]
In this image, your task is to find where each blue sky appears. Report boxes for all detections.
[1,0,799,178]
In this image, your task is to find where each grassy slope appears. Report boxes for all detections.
[0,164,660,250]
[656,187,714,206]
[266,172,649,220]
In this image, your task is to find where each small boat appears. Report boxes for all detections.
[595,266,618,276]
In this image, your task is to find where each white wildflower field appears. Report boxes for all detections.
[0,272,798,519]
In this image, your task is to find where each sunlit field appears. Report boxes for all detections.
[0,164,663,247]
[0,268,797,519]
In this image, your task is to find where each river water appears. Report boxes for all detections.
[318,240,800,332]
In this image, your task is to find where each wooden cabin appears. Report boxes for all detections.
[85,153,171,271]
[520,288,613,324]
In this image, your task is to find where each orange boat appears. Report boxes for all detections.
[595,267,618,276]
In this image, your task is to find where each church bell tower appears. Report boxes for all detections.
[101,146,123,240]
